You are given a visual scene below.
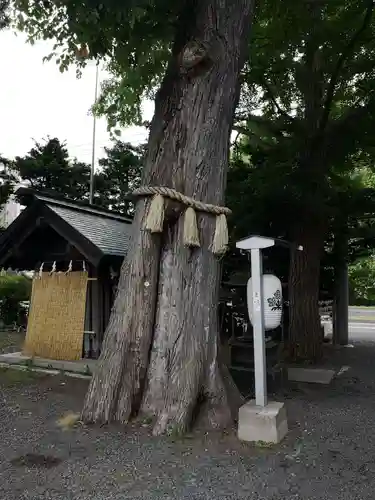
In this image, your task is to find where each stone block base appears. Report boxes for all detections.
[238,400,288,444]
[288,367,335,384]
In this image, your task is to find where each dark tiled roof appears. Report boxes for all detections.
[15,188,133,258]
[47,204,132,257]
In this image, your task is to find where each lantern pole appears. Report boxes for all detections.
[250,247,268,407]
[236,235,303,409]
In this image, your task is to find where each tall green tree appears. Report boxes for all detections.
[95,141,144,216]
[13,0,255,433]
[231,0,375,360]
[11,137,92,201]
[5,136,144,215]
[226,134,375,353]
[0,156,15,221]
[349,256,375,305]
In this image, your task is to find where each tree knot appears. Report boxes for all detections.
[179,40,213,78]
[181,40,208,68]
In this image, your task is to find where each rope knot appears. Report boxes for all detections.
[133,186,231,255]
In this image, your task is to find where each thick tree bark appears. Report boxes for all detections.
[82,0,254,433]
[287,221,326,362]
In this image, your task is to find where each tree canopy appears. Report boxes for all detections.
[232,0,375,359]
[12,137,91,200]
[95,141,144,216]
[238,0,375,200]
[2,137,143,216]
[14,0,176,126]
[13,0,375,135]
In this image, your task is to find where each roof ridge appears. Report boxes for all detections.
[16,187,133,223]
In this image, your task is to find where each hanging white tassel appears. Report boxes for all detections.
[211,214,229,255]
[145,194,165,233]
[65,260,73,275]
[183,207,200,248]
[49,261,56,275]
[38,262,44,279]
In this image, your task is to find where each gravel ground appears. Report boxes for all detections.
[0,330,24,353]
[1,342,375,500]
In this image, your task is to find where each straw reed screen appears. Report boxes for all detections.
[23,272,88,361]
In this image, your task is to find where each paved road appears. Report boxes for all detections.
[349,306,375,322]
[348,306,375,341]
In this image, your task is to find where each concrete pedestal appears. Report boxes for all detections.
[288,367,335,384]
[238,400,288,444]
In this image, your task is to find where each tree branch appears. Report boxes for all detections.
[234,112,296,134]
[230,131,240,147]
[232,121,285,141]
[319,0,374,131]
[261,77,295,122]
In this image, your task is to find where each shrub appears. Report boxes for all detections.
[0,274,31,326]
[349,256,375,306]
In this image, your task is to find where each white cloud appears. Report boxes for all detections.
[0,30,153,164]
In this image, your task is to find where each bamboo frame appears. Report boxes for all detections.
[23,271,88,360]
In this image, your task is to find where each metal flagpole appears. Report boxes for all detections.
[89,63,99,205]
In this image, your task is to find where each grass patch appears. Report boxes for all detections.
[0,366,41,387]
[254,440,276,449]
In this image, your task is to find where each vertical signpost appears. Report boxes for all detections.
[236,235,302,443]
[236,235,303,407]
[250,246,268,407]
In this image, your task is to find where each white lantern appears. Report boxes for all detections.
[247,274,282,331]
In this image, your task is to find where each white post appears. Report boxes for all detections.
[89,63,99,205]
[250,248,268,407]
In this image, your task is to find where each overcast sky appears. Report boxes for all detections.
[0,29,153,164]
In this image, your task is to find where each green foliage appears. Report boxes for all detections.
[0,168,14,216]
[243,0,375,126]
[223,2,375,327]
[0,274,31,301]
[0,0,10,30]
[226,137,375,282]
[349,256,375,305]
[226,140,293,243]
[12,0,375,141]
[13,0,177,126]
[0,274,31,325]
[3,136,143,216]
[11,137,92,201]
[95,141,144,216]
[234,0,375,228]
[0,155,16,207]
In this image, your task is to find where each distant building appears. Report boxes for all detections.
[0,158,23,229]
[0,159,26,227]
[0,192,22,227]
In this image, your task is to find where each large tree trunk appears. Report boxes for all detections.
[287,221,326,362]
[82,0,255,434]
